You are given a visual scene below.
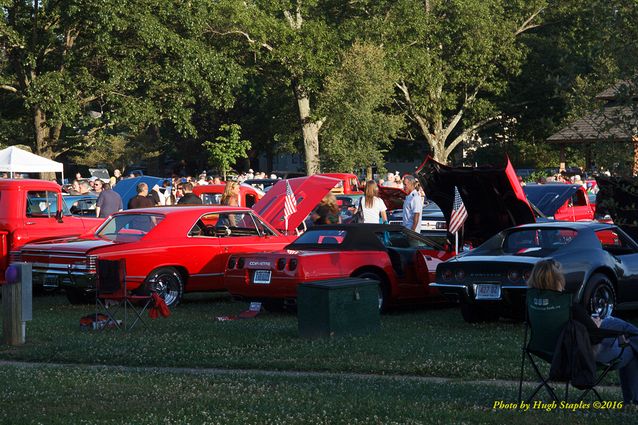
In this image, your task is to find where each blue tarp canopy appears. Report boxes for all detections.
[114,176,165,209]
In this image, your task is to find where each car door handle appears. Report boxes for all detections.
[26,221,36,225]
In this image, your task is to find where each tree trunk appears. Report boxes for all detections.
[294,87,322,175]
[366,166,372,181]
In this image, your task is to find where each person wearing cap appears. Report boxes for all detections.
[402,175,423,233]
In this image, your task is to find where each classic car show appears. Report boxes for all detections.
[1,3,638,422]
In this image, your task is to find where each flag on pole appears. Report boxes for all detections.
[283,180,297,230]
[449,186,467,234]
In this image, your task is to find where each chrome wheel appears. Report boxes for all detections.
[146,268,183,307]
[589,281,615,318]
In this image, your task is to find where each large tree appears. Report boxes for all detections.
[374,0,546,164]
[208,0,379,175]
[318,42,403,174]
[0,0,242,161]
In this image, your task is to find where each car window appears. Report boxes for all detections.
[26,191,58,217]
[571,190,587,207]
[252,215,277,236]
[503,228,578,255]
[189,212,263,237]
[294,229,347,245]
[595,228,637,254]
[97,214,164,241]
[200,193,222,205]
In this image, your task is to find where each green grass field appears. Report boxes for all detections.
[1,292,636,424]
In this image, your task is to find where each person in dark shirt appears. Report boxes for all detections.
[95,183,123,218]
[527,259,638,404]
[128,182,155,209]
[177,182,202,205]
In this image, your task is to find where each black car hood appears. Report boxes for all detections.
[416,156,535,245]
[595,175,638,240]
[523,184,579,217]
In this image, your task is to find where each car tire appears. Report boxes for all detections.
[353,271,389,312]
[460,302,500,323]
[66,287,94,305]
[144,267,184,308]
[583,273,616,318]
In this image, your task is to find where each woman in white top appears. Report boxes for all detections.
[356,180,388,224]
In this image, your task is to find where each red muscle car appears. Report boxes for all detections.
[15,175,339,306]
[225,224,454,311]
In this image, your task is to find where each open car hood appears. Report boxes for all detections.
[595,175,638,240]
[522,184,579,217]
[377,186,407,210]
[416,156,535,245]
[252,175,340,232]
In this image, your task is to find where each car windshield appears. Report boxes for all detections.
[293,229,347,245]
[97,213,164,242]
[472,228,579,257]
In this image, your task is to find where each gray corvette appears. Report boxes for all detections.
[431,221,638,322]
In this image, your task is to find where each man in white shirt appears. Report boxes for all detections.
[402,174,423,233]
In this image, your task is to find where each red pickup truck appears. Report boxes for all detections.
[0,179,103,282]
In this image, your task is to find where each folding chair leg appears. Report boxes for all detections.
[95,298,122,330]
[124,299,152,330]
[525,352,559,403]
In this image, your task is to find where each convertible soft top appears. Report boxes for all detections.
[286,223,443,251]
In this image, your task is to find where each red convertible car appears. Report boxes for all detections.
[15,176,339,306]
[225,224,454,311]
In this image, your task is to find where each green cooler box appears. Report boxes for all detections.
[297,278,380,338]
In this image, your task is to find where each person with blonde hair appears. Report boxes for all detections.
[220,181,240,206]
[354,180,387,224]
[527,259,638,404]
[312,192,341,225]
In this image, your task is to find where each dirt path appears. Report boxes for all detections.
[0,359,619,391]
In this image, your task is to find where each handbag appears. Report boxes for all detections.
[352,198,364,223]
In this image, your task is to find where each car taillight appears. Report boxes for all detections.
[455,270,465,281]
[9,251,21,263]
[228,257,236,269]
[289,258,298,271]
[507,270,521,282]
[441,269,452,280]
[237,258,245,269]
[87,255,97,274]
[277,258,286,270]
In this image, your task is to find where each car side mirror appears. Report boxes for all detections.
[55,209,64,223]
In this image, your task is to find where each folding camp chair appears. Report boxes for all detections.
[518,288,628,403]
[95,259,153,331]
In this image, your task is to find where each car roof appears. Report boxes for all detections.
[287,223,442,251]
[513,221,613,231]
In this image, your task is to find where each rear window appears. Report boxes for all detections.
[502,228,578,256]
[97,214,164,242]
[293,230,346,245]
[472,228,580,257]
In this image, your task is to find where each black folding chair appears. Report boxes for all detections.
[518,288,629,403]
[95,259,153,331]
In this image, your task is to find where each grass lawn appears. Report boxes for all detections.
[1,292,636,423]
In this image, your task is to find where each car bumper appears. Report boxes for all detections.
[31,269,96,290]
[429,282,526,304]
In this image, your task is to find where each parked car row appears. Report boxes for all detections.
[8,158,638,327]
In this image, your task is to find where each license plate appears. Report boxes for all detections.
[252,270,272,285]
[43,274,59,288]
[474,284,501,300]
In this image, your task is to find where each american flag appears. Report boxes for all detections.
[283,180,297,221]
[449,186,467,234]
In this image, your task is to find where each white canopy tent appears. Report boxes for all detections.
[0,146,64,181]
